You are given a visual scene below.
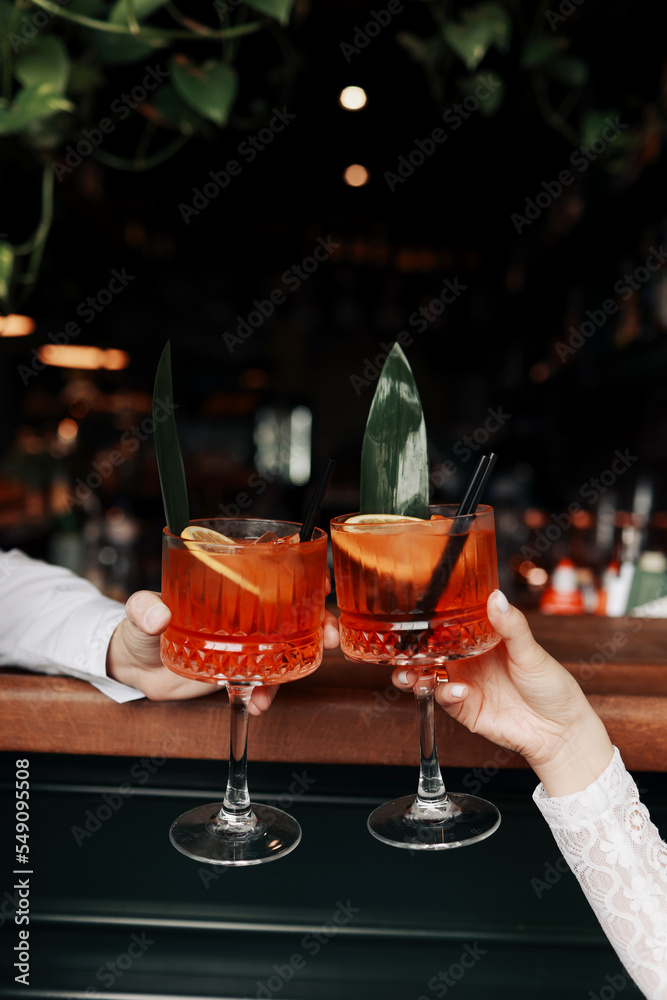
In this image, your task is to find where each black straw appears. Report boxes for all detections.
[417,453,497,610]
[299,459,336,541]
[458,453,497,516]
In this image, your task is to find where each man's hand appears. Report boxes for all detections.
[107,587,340,712]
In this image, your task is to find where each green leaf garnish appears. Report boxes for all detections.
[153,341,190,535]
[360,343,429,519]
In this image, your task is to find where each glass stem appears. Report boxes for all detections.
[221,683,254,821]
[415,675,448,804]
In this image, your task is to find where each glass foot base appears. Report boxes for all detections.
[169,802,301,866]
[368,792,500,850]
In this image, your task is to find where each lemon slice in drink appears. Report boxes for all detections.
[345,514,424,525]
[181,525,236,545]
[336,514,445,587]
[180,526,260,595]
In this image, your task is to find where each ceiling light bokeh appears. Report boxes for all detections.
[343,164,369,187]
[339,86,367,110]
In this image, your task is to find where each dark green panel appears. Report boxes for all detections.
[0,753,661,999]
[12,922,641,999]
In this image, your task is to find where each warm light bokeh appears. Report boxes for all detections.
[343,164,369,187]
[57,418,78,443]
[526,567,548,587]
[339,86,367,110]
[0,314,35,337]
[37,345,130,370]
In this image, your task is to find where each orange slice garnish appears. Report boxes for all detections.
[180,526,259,595]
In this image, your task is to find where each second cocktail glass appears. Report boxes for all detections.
[331,504,501,850]
[161,518,327,866]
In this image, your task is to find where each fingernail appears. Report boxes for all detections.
[397,670,409,686]
[449,683,467,699]
[491,589,510,615]
[146,603,170,630]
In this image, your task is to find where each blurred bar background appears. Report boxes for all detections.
[1,0,666,614]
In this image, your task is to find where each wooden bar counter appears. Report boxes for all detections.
[3,614,667,769]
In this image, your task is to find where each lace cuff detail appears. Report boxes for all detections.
[534,747,667,998]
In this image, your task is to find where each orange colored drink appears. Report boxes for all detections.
[161,519,327,685]
[331,505,499,669]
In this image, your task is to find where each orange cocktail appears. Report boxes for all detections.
[161,518,327,686]
[331,505,499,669]
[162,518,327,868]
[332,503,501,851]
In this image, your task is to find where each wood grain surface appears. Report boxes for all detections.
[2,614,667,768]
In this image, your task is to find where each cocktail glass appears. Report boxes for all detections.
[331,504,501,850]
[161,518,327,865]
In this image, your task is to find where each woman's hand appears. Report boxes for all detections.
[392,591,614,796]
[107,583,340,712]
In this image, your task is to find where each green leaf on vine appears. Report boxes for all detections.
[0,84,74,136]
[443,2,511,71]
[245,0,295,26]
[14,37,71,94]
[88,1,167,63]
[0,242,14,309]
[109,0,169,23]
[93,31,156,64]
[581,110,627,151]
[457,70,504,115]
[152,84,203,135]
[170,56,238,127]
[520,36,567,70]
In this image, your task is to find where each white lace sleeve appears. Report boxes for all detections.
[533,747,667,999]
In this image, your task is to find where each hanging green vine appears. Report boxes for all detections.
[0,0,297,313]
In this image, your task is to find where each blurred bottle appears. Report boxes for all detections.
[577,567,598,614]
[595,560,620,616]
[48,511,84,576]
[594,498,617,567]
[606,561,636,617]
[47,470,84,575]
[621,477,652,564]
[626,551,667,614]
[540,558,584,615]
